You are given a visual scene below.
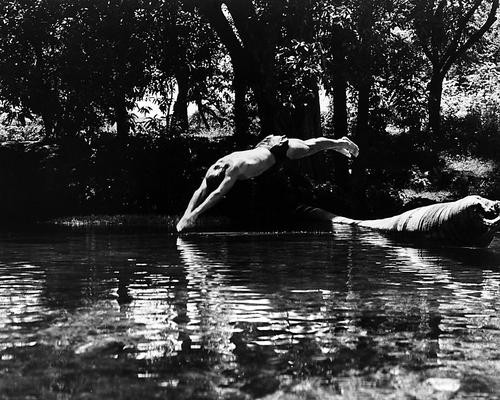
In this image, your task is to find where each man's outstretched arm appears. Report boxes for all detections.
[176,174,237,232]
[180,180,208,219]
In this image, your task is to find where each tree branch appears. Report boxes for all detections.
[438,0,482,74]
[430,0,448,63]
[441,0,498,75]
[223,0,255,49]
[192,0,245,65]
[412,1,438,65]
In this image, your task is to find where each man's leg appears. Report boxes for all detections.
[286,136,359,160]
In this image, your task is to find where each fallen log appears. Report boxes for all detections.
[298,195,500,248]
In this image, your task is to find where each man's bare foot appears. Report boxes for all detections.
[340,136,359,158]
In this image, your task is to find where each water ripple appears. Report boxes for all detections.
[0,231,499,398]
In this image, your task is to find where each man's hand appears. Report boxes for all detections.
[176,214,196,232]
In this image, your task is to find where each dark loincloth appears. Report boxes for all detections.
[255,135,289,163]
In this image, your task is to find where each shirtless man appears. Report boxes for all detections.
[176,135,359,232]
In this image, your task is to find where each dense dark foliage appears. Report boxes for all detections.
[0,0,498,222]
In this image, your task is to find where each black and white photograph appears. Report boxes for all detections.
[0,0,499,398]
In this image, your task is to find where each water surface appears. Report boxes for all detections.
[1,228,500,399]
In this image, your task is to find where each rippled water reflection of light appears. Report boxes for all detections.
[0,230,499,398]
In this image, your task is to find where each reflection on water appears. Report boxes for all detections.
[0,229,500,399]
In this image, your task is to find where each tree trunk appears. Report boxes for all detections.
[332,73,348,138]
[351,81,372,211]
[42,114,55,139]
[305,88,322,139]
[289,84,321,140]
[427,74,443,135]
[356,82,370,141]
[38,88,62,139]
[328,27,351,187]
[233,67,250,143]
[331,60,350,189]
[254,87,279,137]
[114,94,129,139]
[294,85,325,177]
[172,67,189,134]
[196,99,210,129]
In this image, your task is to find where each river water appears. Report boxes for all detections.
[1,228,500,399]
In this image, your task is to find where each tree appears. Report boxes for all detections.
[0,0,157,139]
[193,0,325,143]
[84,0,156,138]
[319,7,352,139]
[0,0,70,137]
[411,0,499,134]
[279,0,323,140]
[153,0,225,135]
[193,0,282,140]
[351,0,375,139]
[379,25,428,132]
[318,0,393,188]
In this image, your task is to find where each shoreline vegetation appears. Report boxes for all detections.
[0,124,498,229]
[0,119,498,230]
[48,214,231,231]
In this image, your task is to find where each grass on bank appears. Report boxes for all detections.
[50,214,180,228]
[48,214,236,232]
